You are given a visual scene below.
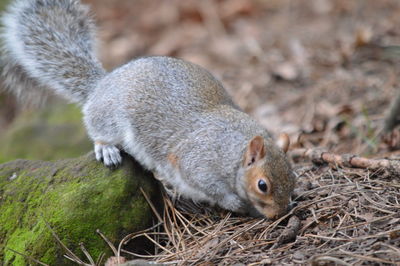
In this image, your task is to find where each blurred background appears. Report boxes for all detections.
[1,0,400,163]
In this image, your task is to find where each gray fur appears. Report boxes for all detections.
[1,0,105,104]
[84,57,294,217]
[2,0,295,218]
[0,46,49,106]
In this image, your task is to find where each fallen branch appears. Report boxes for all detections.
[271,215,301,249]
[290,148,400,175]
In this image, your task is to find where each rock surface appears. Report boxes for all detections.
[0,153,160,265]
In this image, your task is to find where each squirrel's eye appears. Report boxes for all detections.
[257,179,268,193]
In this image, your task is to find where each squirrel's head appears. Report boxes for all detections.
[238,134,295,219]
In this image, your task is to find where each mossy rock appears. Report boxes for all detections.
[0,103,92,164]
[0,0,10,13]
[0,153,160,265]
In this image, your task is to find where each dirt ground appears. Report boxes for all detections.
[3,0,400,265]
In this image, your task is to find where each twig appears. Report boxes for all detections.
[271,215,301,249]
[290,148,400,174]
[42,218,91,266]
[116,222,163,259]
[95,253,106,266]
[80,242,95,265]
[97,229,118,256]
[311,255,352,266]
[5,248,49,266]
[140,187,163,223]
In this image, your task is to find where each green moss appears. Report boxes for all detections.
[0,0,10,14]
[0,153,160,265]
[0,103,92,164]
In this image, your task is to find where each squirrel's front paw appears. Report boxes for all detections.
[94,142,122,168]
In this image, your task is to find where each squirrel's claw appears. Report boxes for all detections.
[94,142,122,168]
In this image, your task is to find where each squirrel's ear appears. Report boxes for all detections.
[243,136,265,166]
[276,133,290,153]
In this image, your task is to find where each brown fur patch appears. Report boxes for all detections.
[244,166,285,218]
[168,153,179,168]
[245,166,274,203]
[95,140,108,145]
[246,167,290,219]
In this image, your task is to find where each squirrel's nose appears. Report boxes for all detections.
[264,207,285,220]
[266,202,296,219]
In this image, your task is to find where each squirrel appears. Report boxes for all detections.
[1,0,295,219]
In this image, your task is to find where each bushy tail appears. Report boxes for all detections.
[1,0,106,105]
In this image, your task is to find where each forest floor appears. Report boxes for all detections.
[3,0,400,265]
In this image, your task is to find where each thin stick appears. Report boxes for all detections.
[290,148,400,173]
[97,229,118,256]
[311,255,352,266]
[140,187,163,223]
[116,222,163,259]
[80,242,95,265]
[43,218,90,266]
[5,248,49,266]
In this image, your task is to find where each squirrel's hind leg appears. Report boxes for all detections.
[94,141,122,167]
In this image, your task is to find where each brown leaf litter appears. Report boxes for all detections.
[114,162,400,265]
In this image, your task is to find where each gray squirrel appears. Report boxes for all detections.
[1,0,295,219]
